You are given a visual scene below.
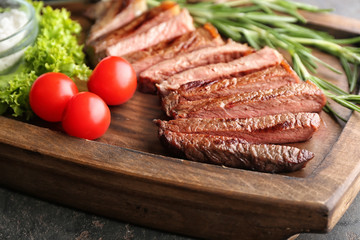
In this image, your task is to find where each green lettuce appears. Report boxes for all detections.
[0,1,92,120]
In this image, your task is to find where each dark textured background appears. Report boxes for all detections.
[1,0,360,239]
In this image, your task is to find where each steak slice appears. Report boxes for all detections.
[156,46,283,95]
[86,2,186,66]
[124,23,225,76]
[162,61,300,112]
[169,81,326,119]
[86,0,147,43]
[139,40,253,93]
[154,112,321,144]
[106,8,195,58]
[158,130,314,173]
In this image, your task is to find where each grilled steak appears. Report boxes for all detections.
[168,81,326,119]
[106,8,194,58]
[124,23,224,76]
[86,2,191,66]
[158,130,314,173]
[138,40,253,93]
[154,112,320,144]
[86,0,147,43]
[162,61,300,111]
[156,46,283,95]
[85,3,321,174]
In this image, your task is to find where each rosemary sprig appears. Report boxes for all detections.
[148,0,360,120]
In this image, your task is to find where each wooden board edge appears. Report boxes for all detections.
[298,111,360,233]
[0,115,344,237]
[2,109,360,237]
[300,10,360,36]
[0,134,330,240]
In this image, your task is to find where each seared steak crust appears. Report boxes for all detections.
[159,130,314,173]
[156,46,283,95]
[154,112,320,144]
[169,81,326,119]
[124,23,224,76]
[162,61,300,112]
[139,40,253,93]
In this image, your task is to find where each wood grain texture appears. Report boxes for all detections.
[0,3,360,240]
[300,10,360,37]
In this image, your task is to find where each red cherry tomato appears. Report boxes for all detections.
[62,92,111,140]
[29,72,78,122]
[87,56,137,105]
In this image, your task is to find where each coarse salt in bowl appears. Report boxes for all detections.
[0,0,38,74]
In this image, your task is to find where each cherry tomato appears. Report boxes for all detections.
[87,56,137,105]
[62,92,111,140]
[29,72,78,122]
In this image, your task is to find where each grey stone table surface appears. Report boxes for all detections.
[1,0,360,239]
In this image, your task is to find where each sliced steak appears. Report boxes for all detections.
[106,8,195,58]
[162,61,300,112]
[124,23,224,76]
[156,46,283,95]
[155,112,320,144]
[169,81,326,119]
[139,40,253,93]
[87,0,147,43]
[86,2,186,66]
[158,130,314,173]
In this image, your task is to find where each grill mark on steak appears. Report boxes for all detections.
[183,61,299,98]
[170,81,326,119]
[138,40,253,93]
[106,8,195,58]
[87,0,148,43]
[154,112,320,144]
[124,23,224,79]
[162,61,301,114]
[158,130,314,173]
[156,46,283,95]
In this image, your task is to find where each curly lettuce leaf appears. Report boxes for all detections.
[0,70,37,118]
[0,1,92,120]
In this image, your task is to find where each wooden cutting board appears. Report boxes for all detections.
[0,3,360,239]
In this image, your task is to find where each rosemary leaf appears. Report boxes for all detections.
[323,104,348,122]
[341,57,353,87]
[289,1,332,12]
[245,12,298,23]
[350,64,358,92]
[331,36,360,45]
[301,50,343,74]
[336,94,360,103]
